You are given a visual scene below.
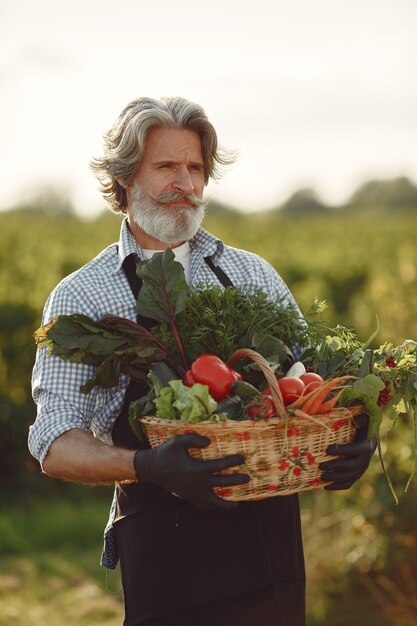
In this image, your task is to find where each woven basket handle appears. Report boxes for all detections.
[227,348,286,419]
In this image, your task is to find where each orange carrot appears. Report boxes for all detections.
[285,385,321,410]
[299,376,354,415]
[313,388,346,414]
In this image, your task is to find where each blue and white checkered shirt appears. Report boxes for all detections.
[29,218,301,569]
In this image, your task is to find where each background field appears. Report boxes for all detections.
[1,197,417,625]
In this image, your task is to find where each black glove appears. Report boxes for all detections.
[134,433,250,509]
[319,414,377,491]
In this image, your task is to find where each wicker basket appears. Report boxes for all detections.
[140,349,359,500]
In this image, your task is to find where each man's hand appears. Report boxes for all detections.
[134,433,250,509]
[319,414,377,490]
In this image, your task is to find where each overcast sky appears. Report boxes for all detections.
[1,0,416,215]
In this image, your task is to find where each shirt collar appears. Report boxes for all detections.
[115,218,145,272]
[189,227,224,262]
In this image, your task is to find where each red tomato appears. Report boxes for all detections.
[246,394,276,420]
[278,377,306,405]
[299,372,324,393]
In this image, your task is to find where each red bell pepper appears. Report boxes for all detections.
[190,354,237,400]
[183,369,196,387]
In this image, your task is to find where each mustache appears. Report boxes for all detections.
[148,190,207,210]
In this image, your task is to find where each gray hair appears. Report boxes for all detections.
[90,96,236,213]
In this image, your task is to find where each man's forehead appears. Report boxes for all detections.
[144,127,203,161]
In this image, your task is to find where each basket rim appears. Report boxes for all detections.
[139,405,358,430]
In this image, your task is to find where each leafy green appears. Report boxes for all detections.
[153,284,308,364]
[154,380,217,422]
[136,249,189,369]
[136,248,189,323]
[35,314,171,392]
[353,374,385,399]
[34,251,194,392]
[128,391,156,441]
[339,387,383,439]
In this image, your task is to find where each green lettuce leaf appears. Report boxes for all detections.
[153,380,217,422]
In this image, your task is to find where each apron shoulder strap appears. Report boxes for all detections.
[204,255,234,287]
[122,254,142,300]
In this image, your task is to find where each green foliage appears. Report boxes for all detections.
[154,284,307,363]
[0,302,39,480]
[136,248,189,322]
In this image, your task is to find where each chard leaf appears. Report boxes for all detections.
[36,314,163,360]
[48,315,128,354]
[80,358,121,393]
[34,311,177,394]
[136,249,188,324]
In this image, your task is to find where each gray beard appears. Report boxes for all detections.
[130,185,207,245]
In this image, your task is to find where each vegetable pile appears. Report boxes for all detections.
[34,249,417,497]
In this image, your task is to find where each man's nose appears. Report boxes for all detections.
[173,166,194,194]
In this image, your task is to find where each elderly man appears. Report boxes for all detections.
[29,97,375,626]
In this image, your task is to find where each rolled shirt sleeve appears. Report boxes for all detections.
[29,281,125,467]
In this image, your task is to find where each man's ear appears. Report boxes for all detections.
[116,177,129,189]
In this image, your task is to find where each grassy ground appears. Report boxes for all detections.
[0,479,124,626]
[0,554,122,626]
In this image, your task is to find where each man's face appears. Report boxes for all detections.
[127,127,207,247]
[133,126,205,200]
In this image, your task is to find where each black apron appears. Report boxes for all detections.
[112,253,305,618]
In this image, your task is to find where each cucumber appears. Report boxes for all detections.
[231,380,260,402]
[216,395,244,420]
